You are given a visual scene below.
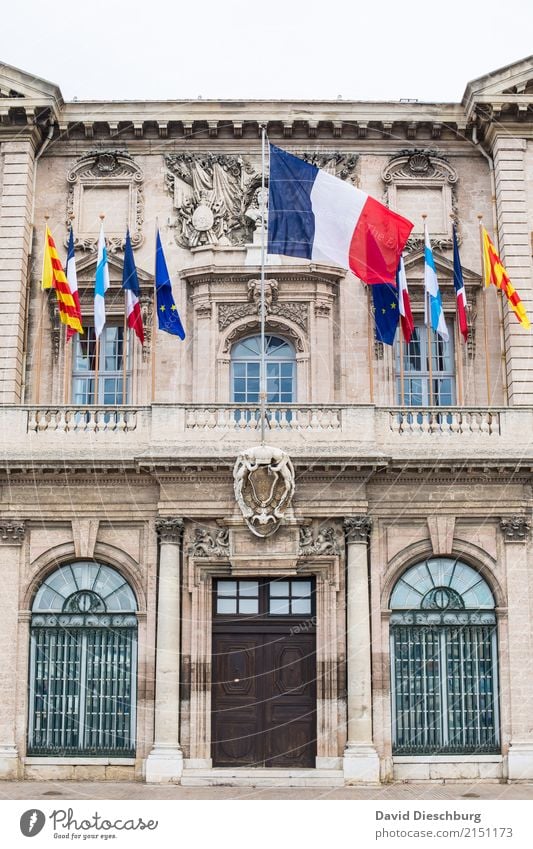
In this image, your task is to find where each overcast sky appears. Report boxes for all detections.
[2,0,532,103]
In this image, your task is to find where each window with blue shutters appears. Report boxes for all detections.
[389,558,500,755]
[28,562,137,757]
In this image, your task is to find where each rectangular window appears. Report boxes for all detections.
[72,326,132,405]
[395,324,455,406]
[214,578,314,618]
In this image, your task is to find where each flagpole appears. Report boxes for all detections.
[35,216,49,405]
[259,125,267,443]
[422,215,434,407]
[123,225,128,405]
[399,321,405,405]
[367,286,375,403]
[152,219,158,404]
[94,213,105,406]
[63,327,71,405]
[478,214,491,405]
[493,224,509,406]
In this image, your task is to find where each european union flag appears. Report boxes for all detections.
[371,283,399,346]
[155,229,185,339]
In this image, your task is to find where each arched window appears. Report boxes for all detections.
[28,562,137,757]
[389,557,499,755]
[231,335,296,404]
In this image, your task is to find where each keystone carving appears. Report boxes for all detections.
[234,445,295,538]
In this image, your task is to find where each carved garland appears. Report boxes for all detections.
[66,150,144,253]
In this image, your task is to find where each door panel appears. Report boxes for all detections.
[212,627,316,767]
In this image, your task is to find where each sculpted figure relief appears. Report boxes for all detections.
[234,445,295,538]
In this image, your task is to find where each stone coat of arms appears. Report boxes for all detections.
[233,445,295,538]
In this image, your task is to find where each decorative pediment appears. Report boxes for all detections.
[382,150,458,251]
[66,150,144,253]
[0,61,63,107]
[463,55,533,121]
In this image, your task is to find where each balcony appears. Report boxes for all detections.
[1,404,531,468]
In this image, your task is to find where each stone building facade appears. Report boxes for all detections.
[1,56,533,785]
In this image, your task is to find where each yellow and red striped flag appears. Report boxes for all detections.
[42,226,83,336]
[481,227,530,329]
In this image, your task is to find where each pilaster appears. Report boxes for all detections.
[0,139,35,403]
[492,137,533,405]
[499,515,533,779]
[0,520,26,779]
[145,518,184,783]
[342,516,380,783]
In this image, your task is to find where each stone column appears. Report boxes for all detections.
[343,516,380,782]
[500,516,533,779]
[145,518,184,783]
[0,520,25,778]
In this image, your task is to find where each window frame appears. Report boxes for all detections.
[395,322,456,407]
[230,334,296,405]
[71,324,133,406]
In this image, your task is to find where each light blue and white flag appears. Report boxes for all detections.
[94,222,110,338]
[424,223,448,341]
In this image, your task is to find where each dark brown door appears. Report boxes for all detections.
[212,578,316,767]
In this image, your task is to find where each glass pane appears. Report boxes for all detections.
[217,598,237,614]
[247,362,260,377]
[217,581,236,597]
[270,581,289,597]
[291,598,312,615]
[269,599,290,615]
[280,362,293,377]
[233,363,245,377]
[247,378,260,394]
[233,392,246,403]
[292,580,312,597]
[238,581,259,597]
[234,378,246,393]
[238,599,259,614]
[266,363,279,377]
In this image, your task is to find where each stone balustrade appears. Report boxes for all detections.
[27,407,139,433]
[389,408,501,436]
[184,405,343,431]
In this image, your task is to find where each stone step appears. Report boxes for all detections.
[181,768,345,787]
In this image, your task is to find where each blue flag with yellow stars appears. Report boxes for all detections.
[371,283,399,346]
[155,229,185,339]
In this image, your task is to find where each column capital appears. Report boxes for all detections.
[500,515,531,543]
[344,516,372,545]
[156,518,184,545]
[0,520,26,545]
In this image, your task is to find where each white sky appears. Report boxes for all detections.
[2,0,532,103]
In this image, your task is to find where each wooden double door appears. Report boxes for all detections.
[211,578,316,767]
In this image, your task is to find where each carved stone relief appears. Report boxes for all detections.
[234,445,295,538]
[222,319,305,353]
[302,152,359,184]
[165,153,260,248]
[218,279,308,335]
[0,520,26,544]
[344,516,372,544]
[500,515,531,542]
[189,527,230,558]
[382,150,458,252]
[299,526,340,555]
[66,150,144,253]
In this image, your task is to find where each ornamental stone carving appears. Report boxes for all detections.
[155,518,184,545]
[299,526,340,556]
[500,516,531,542]
[381,149,458,252]
[0,520,26,544]
[222,318,305,353]
[189,527,230,558]
[66,149,144,253]
[165,152,260,248]
[234,445,295,538]
[344,516,372,544]
[302,152,359,184]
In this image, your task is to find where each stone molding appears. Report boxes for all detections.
[155,518,184,545]
[0,520,26,544]
[500,516,531,543]
[344,516,372,544]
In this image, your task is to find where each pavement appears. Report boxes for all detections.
[1,781,533,800]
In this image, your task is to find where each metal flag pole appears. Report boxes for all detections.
[94,213,105,406]
[152,218,158,404]
[422,215,434,407]
[478,214,491,405]
[259,125,267,444]
[35,215,49,405]
[122,225,128,406]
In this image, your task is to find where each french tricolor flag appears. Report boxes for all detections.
[452,225,468,342]
[267,144,413,284]
[122,229,144,344]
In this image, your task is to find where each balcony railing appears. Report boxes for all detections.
[27,407,138,433]
[184,405,343,431]
[389,408,501,436]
